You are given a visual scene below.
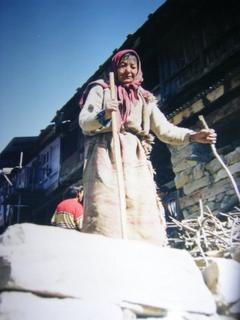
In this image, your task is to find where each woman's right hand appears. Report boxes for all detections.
[104,99,119,120]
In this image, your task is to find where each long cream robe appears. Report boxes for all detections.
[79,84,193,245]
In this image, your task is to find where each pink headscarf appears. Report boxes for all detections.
[111,49,143,81]
[80,49,150,125]
[111,49,143,124]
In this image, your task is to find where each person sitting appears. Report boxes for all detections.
[51,186,84,231]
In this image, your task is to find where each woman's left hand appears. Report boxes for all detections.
[190,129,217,144]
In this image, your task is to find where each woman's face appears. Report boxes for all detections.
[116,54,138,84]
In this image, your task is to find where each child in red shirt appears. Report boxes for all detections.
[51,186,84,230]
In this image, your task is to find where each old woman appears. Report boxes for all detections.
[79,49,216,245]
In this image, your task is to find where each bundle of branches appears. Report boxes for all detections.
[168,200,240,265]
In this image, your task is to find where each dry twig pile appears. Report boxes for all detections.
[168,200,240,265]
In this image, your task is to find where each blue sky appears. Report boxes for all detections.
[0,0,166,153]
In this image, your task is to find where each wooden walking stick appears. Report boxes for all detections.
[109,72,128,239]
[198,115,240,203]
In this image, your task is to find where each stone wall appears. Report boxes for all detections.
[170,143,240,218]
[168,94,240,218]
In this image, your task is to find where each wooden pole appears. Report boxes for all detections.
[109,72,128,239]
[198,115,240,203]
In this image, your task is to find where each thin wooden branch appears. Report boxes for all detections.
[198,115,240,203]
[109,72,127,239]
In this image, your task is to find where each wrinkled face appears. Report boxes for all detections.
[116,54,138,84]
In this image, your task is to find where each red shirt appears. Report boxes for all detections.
[51,198,84,230]
[56,198,83,219]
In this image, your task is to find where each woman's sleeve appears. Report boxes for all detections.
[79,85,111,133]
[150,103,195,145]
